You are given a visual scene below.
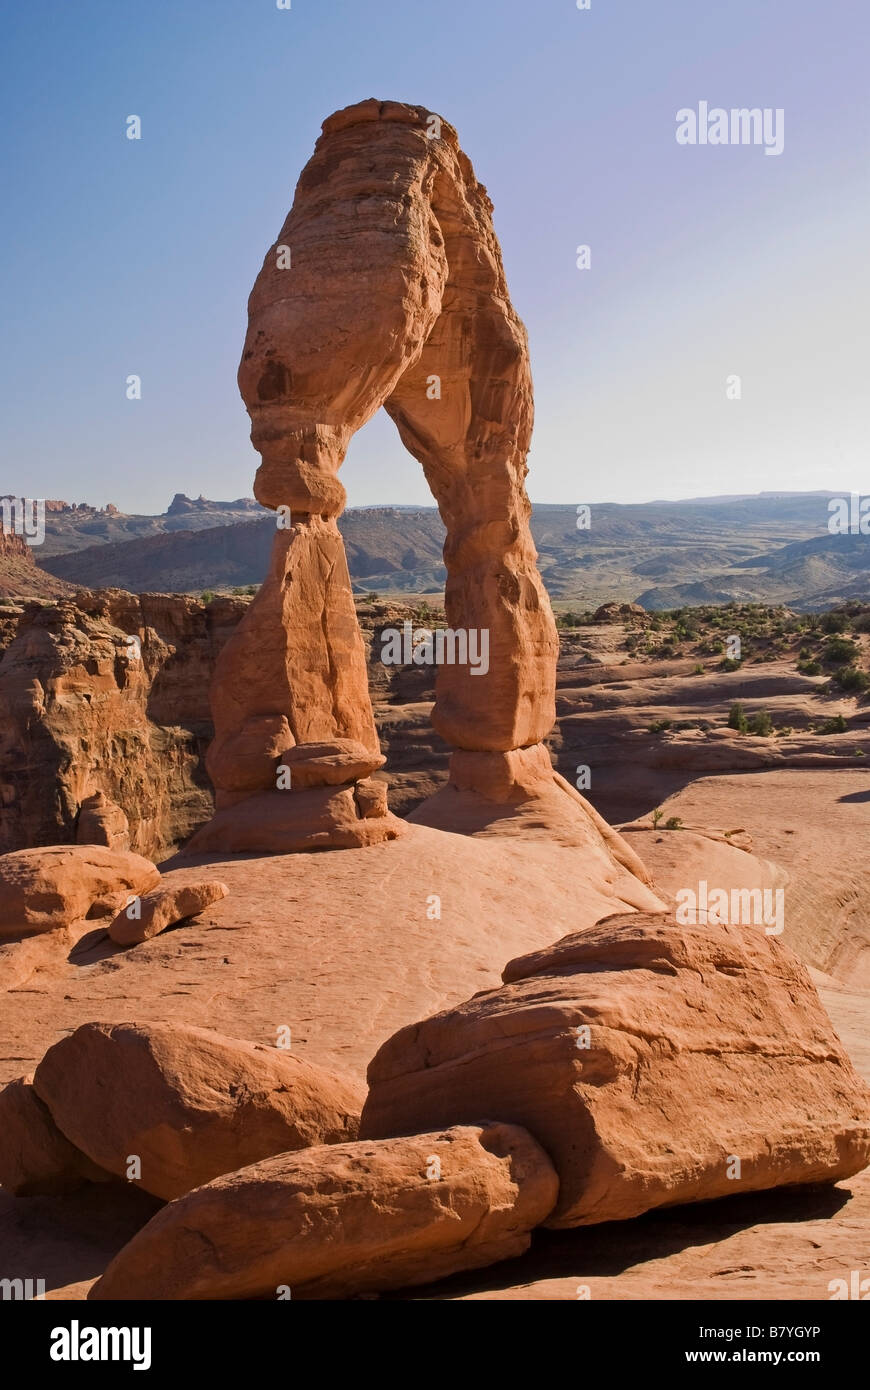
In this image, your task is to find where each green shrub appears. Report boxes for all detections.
[747,709,773,736]
[833,665,870,692]
[822,611,849,634]
[663,816,683,830]
[818,715,848,734]
[728,702,748,732]
[824,637,859,664]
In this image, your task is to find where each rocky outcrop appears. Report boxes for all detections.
[361,913,870,1227]
[0,524,70,599]
[89,1123,558,1300]
[33,1021,365,1200]
[0,845,160,938]
[108,880,229,946]
[0,589,246,859]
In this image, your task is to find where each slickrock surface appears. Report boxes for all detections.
[89,1124,558,1301]
[0,1075,112,1196]
[108,880,229,945]
[361,913,870,1226]
[32,1021,364,1200]
[0,827,663,1088]
[0,845,160,937]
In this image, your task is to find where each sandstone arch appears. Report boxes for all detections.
[186,100,655,899]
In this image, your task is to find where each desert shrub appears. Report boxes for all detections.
[833,665,870,692]
[798,659,822,675]
[648,718,672,733]
[200,590,215,604]
[663,816,683,830]
[720,657,742,672]
[747,709,773,736]
[824,637,859,664]
[692,663,704,675]
[651,809,664,828]
[822,611,849,634]
[728,702,748,732]
[818,715,848,734]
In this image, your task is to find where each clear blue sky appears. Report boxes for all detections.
[2,0,868,513]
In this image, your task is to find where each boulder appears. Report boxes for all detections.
[76,791,130,851]
[108,880,229,945]
[361,913,870,1227]
[0,845,161,938]
[0,1075,112,1196]
[33,1021,365,1200]
[89,1123,558,1300]
[278,740,385,789]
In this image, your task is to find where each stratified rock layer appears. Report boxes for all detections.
[361,913,870,1227]
[33,1021,365,1200]
[90,1123,559,1300]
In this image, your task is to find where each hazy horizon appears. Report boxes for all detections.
[36,486,858,516]
[3,0,868,513]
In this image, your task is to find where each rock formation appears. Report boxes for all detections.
[89,1123,558,1300]
[108,880,229,946]
[0,1075,113,1196]
[32,1021,365,1200]
[189,98,640,864]
[361,912,870,1226]
[0,845,160,938]
[0,589,246,859]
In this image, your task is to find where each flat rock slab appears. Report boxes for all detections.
[0,846,160,937]
[108,880,229,945]
[90,1123,559,1300]
[361,912,870,1227]
[34,1021,365,1200]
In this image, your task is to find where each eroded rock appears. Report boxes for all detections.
[361,913,870,1226]
[0,845,160,938]
[33,1021,365,1200]
[89,1123,558,1300]
[108,880,229,946]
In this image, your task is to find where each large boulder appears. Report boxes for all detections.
[33,1021,365,1200]
[108,879,229,945]
[0,845,160,937]
[0,1075,112,1196]
[90,1123,558,1300]
[361,913,870,1227]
